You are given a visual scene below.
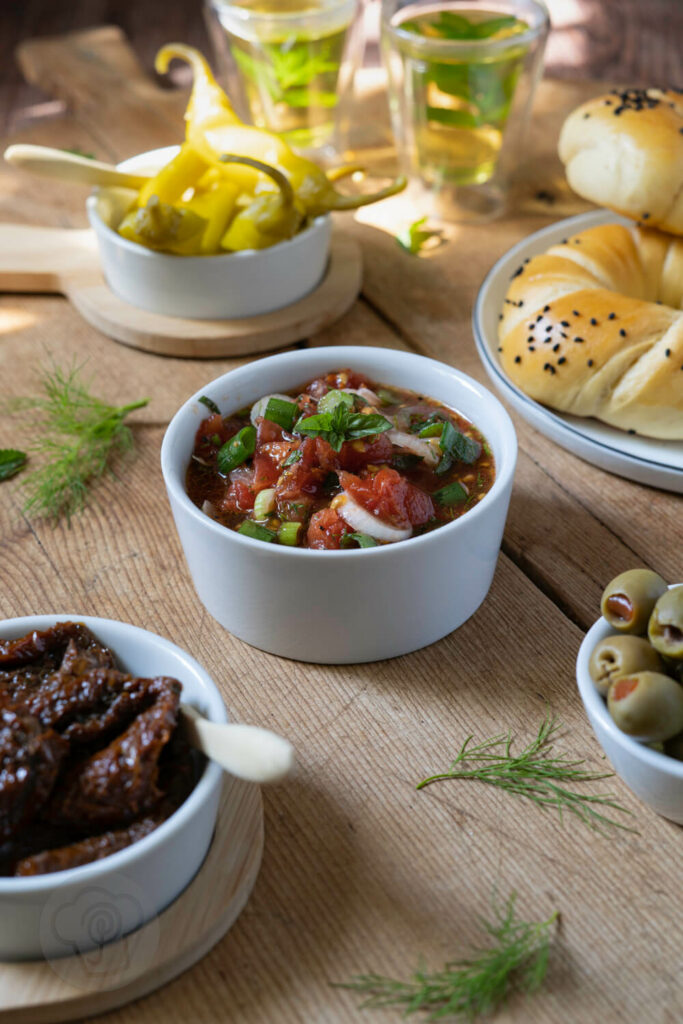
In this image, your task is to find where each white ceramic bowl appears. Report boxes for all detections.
[0,614,226,961]
[86,145,331,319]
[576,593,683,824]
[161,346,518,663]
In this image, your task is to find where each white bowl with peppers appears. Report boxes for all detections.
[161,346,517,663]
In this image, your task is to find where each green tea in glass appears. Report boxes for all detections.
[207,0,362,156]
[382,0,549,220]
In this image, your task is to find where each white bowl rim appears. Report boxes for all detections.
[161,344,518,558]
[0,613,225,892]
[576,586,683,779]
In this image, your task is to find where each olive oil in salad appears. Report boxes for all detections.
[210,0,359,153]
[382,0,548,218]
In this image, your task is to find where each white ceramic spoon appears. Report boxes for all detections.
[4,143,151,190]
[181,705,295,784]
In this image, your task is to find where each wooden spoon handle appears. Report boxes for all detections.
[181,705,295,784]
[4,144,150,190]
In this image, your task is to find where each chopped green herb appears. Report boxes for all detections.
[409,413,442,435]
[0,449,27,482]
[283,448,302,467]
[436,421,482,475]
[264,397,299,432]
[336,890,558,1020]
[396,216,443,255]
[199,395,220,415]
[217,425,256,475]
[238,520,276,543]
[341,532,379,549]
[295,403,392,452]
[433,481,468,505]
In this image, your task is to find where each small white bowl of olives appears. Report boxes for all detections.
[576,570,683,824]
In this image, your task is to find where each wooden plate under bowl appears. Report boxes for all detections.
[0,224,362,358]
[0,777,263,1023]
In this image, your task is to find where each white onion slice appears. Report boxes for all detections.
[345,386,381,406]
[387,429,440,467]
[337,493,412,543]
[250,394,296,426]
[201,499,217,516]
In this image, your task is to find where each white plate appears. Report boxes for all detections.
[472,209,683,493]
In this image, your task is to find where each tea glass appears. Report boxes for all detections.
[206,0,364,159]
[381,0,549,221]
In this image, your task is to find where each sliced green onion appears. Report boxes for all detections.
[253,487,276,519]
[264,397,298,432]
[433,481,468,505]
[238,520,276,543]
[418,421,444,438]
[283,448,302,467]
[217,425,256,475]
[278,521,302,546]
[377,388,399,406]
[317,389,355,415]
[341,532,379,549]
[199,395,220,414]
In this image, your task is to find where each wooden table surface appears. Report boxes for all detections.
[1,21,682,1024]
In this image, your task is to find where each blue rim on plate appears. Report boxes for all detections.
[472,209,683,493]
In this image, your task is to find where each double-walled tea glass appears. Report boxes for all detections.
[206,0,363,158]
[381,0,549,220]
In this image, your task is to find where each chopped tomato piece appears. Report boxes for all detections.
[219,478,254,513]
[339,467,434,528]
[307,508,349,549]
[326,369,367,390]
[256,417,283,444]
[275,437,339,518]
[338,433,393,472]
[195,414,242,448]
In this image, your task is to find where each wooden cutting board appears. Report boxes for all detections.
[0,223,362,358]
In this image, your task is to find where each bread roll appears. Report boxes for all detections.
[559,89,683,236]
[497,223,683,439]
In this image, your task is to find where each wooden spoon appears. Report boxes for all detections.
[181,705,295,784]
[4,144,151,190]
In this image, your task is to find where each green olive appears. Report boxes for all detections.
[648,586,683,660]
[607,671,683,741]
[600,569,668,635]
[589,635,664,696]
[663,732,683,761]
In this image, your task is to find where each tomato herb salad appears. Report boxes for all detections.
[186,370,495,549]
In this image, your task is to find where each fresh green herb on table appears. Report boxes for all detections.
[337,891,558,1021]
[396,217,443,256]
[417,712,636,836]
[6,364,149,523]
[0,449,27,481]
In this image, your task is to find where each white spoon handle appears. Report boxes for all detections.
[181,705,295,784]
[4,144,150,190]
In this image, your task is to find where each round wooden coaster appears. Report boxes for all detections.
[0,224,362,358]
[0,778,263,1023]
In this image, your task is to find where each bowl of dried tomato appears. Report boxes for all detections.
[0,614,226,961]
[161,346,517,663]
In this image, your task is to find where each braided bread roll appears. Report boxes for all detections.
[559,89,683,236]
[497,223,683,439]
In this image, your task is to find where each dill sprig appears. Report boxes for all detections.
[417,713,636,836]
[8,363,149,523]
[337,892,558,1020]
